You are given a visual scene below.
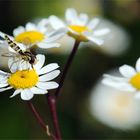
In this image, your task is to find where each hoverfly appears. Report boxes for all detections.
[2,35,37,68]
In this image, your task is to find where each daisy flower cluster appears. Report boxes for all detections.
[0,8,110,101]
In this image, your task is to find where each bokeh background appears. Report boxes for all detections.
[0,0,140,139]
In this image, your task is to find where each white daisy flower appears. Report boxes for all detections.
[49,8,110,45]
[102,58,140,99]
[0,19,66,49]
[0,54,60,100]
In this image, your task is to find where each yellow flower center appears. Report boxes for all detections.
[8,70,39,89]
[68,25,90,42]
[130,73,140,90]
[69,25,89,33]
[15,31,45,45]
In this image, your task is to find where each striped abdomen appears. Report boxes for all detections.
[5,35,23,54]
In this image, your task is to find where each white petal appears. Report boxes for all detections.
[37,19,49,27]
[39,70,60,82]
[9,55,31,71]
[37,18,49,28]
[102,78,136,92]
[8,56,16,69]
[102,78,116,87]
[25,22,37,31]
[37,19,49,33]
[0,76,7,82]
[103,74,127,81]
[0,70,9,76]
[46,29,67,42]
[44,34,63,43]
[36,81,59,90]
[13,26,25,36]
[20,89,34,100]
[46,28,67,37]
[0,40,4,43]
[49,16,65,30]
[87,36,104,45]
[0,83,8,88]
[135,92,140,99]
[136,57,140,72]
[0,87,12,92]
[34,54,45,70]
[8,57,20,73]
[10,89,21,98]
[0,31,6,38]
[0,78,8,83]
[94,28,110,36]
[87,18,100,29]
[18,61,31,70]
[37,42,60,49]
[65,8,77,24]
[119,65,136,78]
[79,13,88,25]
[30,86,48,94]
[37,63,59,75]
[37,26,47,33]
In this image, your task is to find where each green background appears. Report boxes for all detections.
[0,0,140,139]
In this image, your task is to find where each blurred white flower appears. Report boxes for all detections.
[103,58,140,99]
[49,8,110,44]
[90,71,140,130]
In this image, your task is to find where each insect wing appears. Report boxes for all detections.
[1,52,18,57]
[8,55,23,72]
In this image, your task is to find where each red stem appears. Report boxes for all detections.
[46,40,80,140]
[47,94,61,140]
[55,40,80,97]
[27,101,56,140]
[27,101,46,130]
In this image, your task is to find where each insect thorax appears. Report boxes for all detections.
[22,51,36,64]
